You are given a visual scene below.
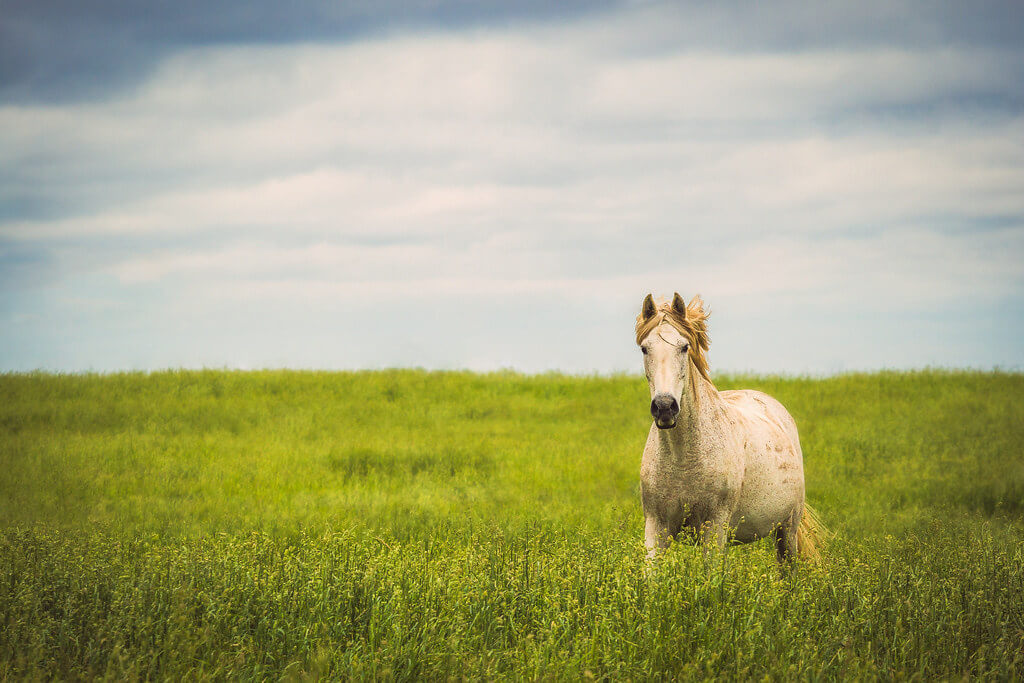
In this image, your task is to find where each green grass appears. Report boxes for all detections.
[1,369,1023,679]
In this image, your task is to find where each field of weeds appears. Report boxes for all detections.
[1,369,1022,679]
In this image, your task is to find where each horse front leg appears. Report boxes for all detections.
[644,515,673,559]
[699,510,733,554]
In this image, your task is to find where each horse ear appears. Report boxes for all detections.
[672,292,687,317]
[641,293,656,320]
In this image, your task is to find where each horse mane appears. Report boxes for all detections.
[634,295,712,383]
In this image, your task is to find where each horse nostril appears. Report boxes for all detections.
[651,394,679,418]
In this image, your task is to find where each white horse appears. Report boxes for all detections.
[636,292,825,563]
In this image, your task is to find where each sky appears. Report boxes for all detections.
[2,0,1023,375]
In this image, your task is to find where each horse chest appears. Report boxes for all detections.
[640,449,736,524]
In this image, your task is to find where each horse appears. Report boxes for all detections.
[635,292,826,564]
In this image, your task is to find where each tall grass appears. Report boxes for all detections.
[1,369,1022,679]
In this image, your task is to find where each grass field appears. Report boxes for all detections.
[1,369,1023,679]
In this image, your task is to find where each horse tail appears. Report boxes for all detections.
[797,502,830,561]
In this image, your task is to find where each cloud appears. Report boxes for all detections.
[4,36,1021,234]
[4,0,1023,104]
[1,3,1023,373]
[0,0,619,103]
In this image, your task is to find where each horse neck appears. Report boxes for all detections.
[658,369,724,453]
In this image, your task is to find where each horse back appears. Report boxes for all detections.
[718,389,800,451]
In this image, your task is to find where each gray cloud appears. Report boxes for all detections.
[0,0,618,103]
[4,0,1024,104]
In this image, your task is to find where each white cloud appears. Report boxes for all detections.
[104,223,1023,314]
[1,4,1022,372]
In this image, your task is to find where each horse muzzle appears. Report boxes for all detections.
[650,393,679,429]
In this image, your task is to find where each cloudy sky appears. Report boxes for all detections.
[2,1,1023,374]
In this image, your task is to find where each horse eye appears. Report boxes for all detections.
[680,344,690,353]
[641,347,648,355]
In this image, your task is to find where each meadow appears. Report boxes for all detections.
[1,369,1023,680]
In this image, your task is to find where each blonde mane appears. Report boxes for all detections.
[634,295,712,383]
